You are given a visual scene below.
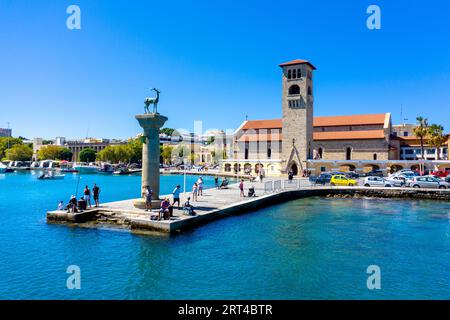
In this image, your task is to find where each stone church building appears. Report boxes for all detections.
[221,59,450,176]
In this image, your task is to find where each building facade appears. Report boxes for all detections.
[220,59,450,176]
[0,128,12,137]
[65,138,126,162]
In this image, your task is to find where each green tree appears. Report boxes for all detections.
[160,128,175,136]
[413,116,429,160]
[78,148,97,162]
[127,137,143,163]
[97,145,133,163]
[428,124,447,160]
[5,144,33,161]
[38,145,72,160]
[59,148,73,161]
[97,146,119,163]
[161,145,173,164]
[114,145,132,163]
[0,137,23,159]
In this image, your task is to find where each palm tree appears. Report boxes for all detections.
[413,116,429,160]
[428,124,446,160]
[413,116,429,175]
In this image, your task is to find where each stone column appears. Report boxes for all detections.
[133,113,168,208]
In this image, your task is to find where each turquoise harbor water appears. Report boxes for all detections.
[1,171,450,299]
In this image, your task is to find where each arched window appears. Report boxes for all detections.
[346,147,352,160]
[297,68,301,78]
[287,70,292,79]
[373,154,377,160]
[308,86,312,95]
[292,69,297,79]
[288,85,300,95]
[318,148,323,159]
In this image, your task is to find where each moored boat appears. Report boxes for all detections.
[38,172,65,180]
[73,162,100,174]
[0,162,14,173]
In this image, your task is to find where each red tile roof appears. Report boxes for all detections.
[242,119,282,130]
[242,114,387,130]
[279,59,316,70]
[314,114,386,127]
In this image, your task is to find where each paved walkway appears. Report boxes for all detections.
[47,177,311,232]
[99,179,272,223]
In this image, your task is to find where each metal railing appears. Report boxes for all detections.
[263,178,317,195]
[264,181,273,194]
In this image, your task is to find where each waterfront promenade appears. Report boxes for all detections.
[47,177,450,234]
[47,178,275,233]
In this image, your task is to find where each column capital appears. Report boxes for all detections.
[135,113,168,131]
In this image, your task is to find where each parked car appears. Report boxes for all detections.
[361,169,384,177]
[329,171,347,176]
[363,176,391,187]
[345,171,360,179]
[310,173,332,185]
[330,175,357,186]
[390,172,415,183]
[431,170,450,178]
[408,176,450,189]
[363,176,405,188]
[385,176,407,187]
[395,169,417,176]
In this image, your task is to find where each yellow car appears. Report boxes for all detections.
[330,175,357,186]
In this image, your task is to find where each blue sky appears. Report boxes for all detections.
[1,0,449,139]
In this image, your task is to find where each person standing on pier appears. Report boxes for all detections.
[214,176,219,189]
[172,185,181,209]
[192,182,198,201]
[288,170,294,182]
[144,185,153,211]
[197,177,204,196]
[93,184,100,207]
[239,179,245,197]
[83,185,92,208]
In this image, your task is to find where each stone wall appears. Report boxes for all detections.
[316,138,390,161]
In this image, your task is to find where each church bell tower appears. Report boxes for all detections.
[280,59,315,174]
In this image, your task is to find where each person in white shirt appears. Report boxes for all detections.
[197,177,204,196]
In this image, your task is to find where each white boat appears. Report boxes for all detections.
[73,163,100,174]
[0,163,7,173]
[38,172,65,180]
